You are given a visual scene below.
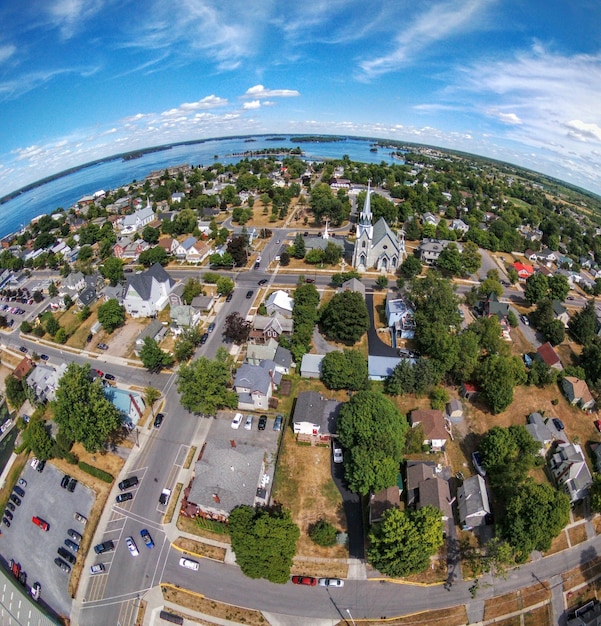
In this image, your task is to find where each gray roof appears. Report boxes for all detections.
[418,476,452,518]
[300,353,325,375]
[552,300,567,316]
[77,287,97,307]
[191,295,213,311]
[246,341,278,363]
[188,439,265,515]
[274,345,293,368]
[372,216,398,247]
[368,355,403,380]
[458,475,490,521]
[104,284,124,302]
[292,391,341,435]
[136,319,164,343]
[341,277,365,295]
[526,412,555,446]
[178,236,197,251]
[234,363,272,395]
[125,262,174,301]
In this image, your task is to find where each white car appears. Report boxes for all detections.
[179,557,199,571]
[318,578,344,588]
[333,445,343,464]
[244,415,253,430]
[125,536,139,557]
[90,563,105,575]
[231,412,243,429]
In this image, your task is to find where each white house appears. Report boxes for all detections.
[233,362,280,411]
[120,202,155,234]
[123,263,177,318]
[386,296,416,339]
[265,290,294,318]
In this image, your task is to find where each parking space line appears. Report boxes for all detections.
[150,534,171,588]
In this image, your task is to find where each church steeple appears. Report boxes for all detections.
[323,218,329,240]
[357,179,373,240]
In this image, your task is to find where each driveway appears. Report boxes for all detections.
[365,292,397,357]
[331,460,364,559]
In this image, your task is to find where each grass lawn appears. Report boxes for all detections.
[337,605,468,626]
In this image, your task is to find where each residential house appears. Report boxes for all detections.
[249,313,293,344]
[386,297,416,340]
[185,240,212,264]
[273,345,293,375]
[526,412,556,456]
[449,218,469,235]
[341,277,365,296]
[300,354,325,379]
[233,362,280,411]
[170,304,201,331]
[567,599,601,626]
[171,192,185,203]
[292,391,342,443]
[246,339,278,366]
[536,342,563,371]
[113,237,148,260]
[562,377,595,410]
[410,409,448,452]
[120,203,155,234]
[157,237,176,254]
[513,261,535,279]
[104,284,124,304]
[537,248,558,264]
[265,290,294,318]
[418,239,455,265]
[590,443,601,473]
[406,461,437,507]
[461,382,478,399]
[13,357,34,381]
[369,483,402,524]
[134,319,168,355]
[524,249,538,262]
[368,355,404,381]
[61,271,85,294]
[191,295,215,314]
[550,442,593,504]
[422,212,439,227]
[552,300,570,327]
[123,263,177,318]
[26,363,68,403]
[173,236,199,259]
[457,474,491,529]
[418,474,452,525]
[184,439,266,522]
[77,287,97,309]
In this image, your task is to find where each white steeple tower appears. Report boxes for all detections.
[356,179,373,241]
[323,218,329,240]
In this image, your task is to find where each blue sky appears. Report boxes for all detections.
[2,0,601,197]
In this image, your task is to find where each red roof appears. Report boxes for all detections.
[537,342,561,366]
[513,261,534,276]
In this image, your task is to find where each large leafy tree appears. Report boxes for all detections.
[477,354,526,414]
[100,256,124,286]
[138,246,168,267]
[524,273,548,305]
[502,481,570,562]
[176,348,238,414]
[548,274,570,302]
[222,312,251,344]
[320,291,370,344]
[53,363,122,453]
[5,374,27,408]
[436,242,463,276]
[368,506,444,577]
[461,241,482,275]
[321,349,368,391]
[21,420,54,461]
[337,391,408,495]
[226,235,248,267]
[229,505,300,583]
[97,298,125,333]
[139,337,174,372]
[568,300,598,345]
[182,278,203,304]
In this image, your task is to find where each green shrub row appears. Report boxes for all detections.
[78,461,113,483]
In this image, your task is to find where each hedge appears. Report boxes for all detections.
[78,462,113,483]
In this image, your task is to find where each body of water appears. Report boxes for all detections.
[0,135,401,239]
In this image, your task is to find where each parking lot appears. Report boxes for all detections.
[0,461,94,615]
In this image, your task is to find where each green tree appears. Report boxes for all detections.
[436,243,463,275]
[226,236,249,267]
[502,480,570,562]
[216,276,235,296]
[568,300,597,345]
[22,420,54,461]
[97,299,125,333]
[368,506,444,577]
[222,312,251,344]
[292,234,306,259]
[524,273,548,305]
[176,348,238,414]
[138,246,168,267]
[399,255,422,279]
[229,505,300,583]
[337,391,408,495]
[55,328,68,344]
[45,316,60,336]
[375,275,389,290]
[141,225,160,244]
[548,275,569,302]
[53,363,122,453]
[5,374,26,408]
[321,350,368,391]
[477,354,526,414]
[182,278,203,304]
[100,256,125,286]
[143,386,161,415]
[384,360,415,396]
[48,281,58,297]
[139,337,174,372]
[590,475,601,514]
[320,291,370,344]
[461,241,482,275]
[308,519,337,547]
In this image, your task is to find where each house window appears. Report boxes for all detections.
[362,241,366,248]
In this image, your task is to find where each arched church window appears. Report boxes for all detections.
[362,241,366,248]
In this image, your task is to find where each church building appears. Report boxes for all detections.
[352,182,405,272]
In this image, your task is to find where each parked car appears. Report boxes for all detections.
[2,517,10,527]
[74,512,87,525]
[154,413,164,428]
[60,475,71,489]
[291,576,317,586]
[179,557,199,571]
[304,278,315,283]
[13,485,25,497]
[36,459,45,473]
[207,322,216,333]
[595,420,601,433]
[19,346,27,353]
[90,563,105,575]
[226,292,234,302]
[40,354,49,361]
[6,501,15,512]
[64,539,79,553]
[472,451,486,477]
[4,510,12,521]
[118,476,139,491]
[333,444,343,464]
[140,529,154,549]
[32,516,49,531]
[200,333,209,344]
[553,418,565,431]
[231,412,243,429]
[9,494,21,506]
[104,373,116,381]
[30,581,41,601]
[54,558,71,573]
[318,578,344,588]
[18,478,26,487]
[67,478,77,493]
[258,279,268,286]
[57,547,76,564]
[116,492,133,504]
[258,415,267,431]
[520,314,530,326]
[273,414,283,431]
[97,343,109,350]
[244,414,253,430]
[125,536,139,557]
[94,540,115,554]
[67,528,82,542]
[246,290,254,299]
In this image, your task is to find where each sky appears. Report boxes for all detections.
[1,0,601,197]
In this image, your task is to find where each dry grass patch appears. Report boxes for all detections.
[493,617,522,626]
[184,446,198,469]
[544,530,569,556]
[563,556,601,590]
[568,524,589,547]
[162,585,267,626]
[566,579,601,610]
[0,451,29,511]
[334,605,468,626]
[593,516,601,535]
[291,558,348,579]
[163,482,183,524]
[484,585,551,621]
[272,428,347,559]
[52,444,124,597]
[173,537,226,562]
[523,605,553,626]
[176,514,231,545]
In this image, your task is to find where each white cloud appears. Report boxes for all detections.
[180,96,228,110]
[496,112,522,125]
[243,100,261,110]
[358,0,495,80]
[46,0,107,39]
[564,120,601,142]
[0,44,16,64]
[244,85,300,99]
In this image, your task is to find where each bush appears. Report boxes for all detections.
[308,518,337,547]
[78,461,113,483]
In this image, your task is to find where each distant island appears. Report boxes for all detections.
[290,136,346,143]
[226,147,302,158]
[265,136,286,141]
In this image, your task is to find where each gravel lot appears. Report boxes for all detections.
[0,461,94,616]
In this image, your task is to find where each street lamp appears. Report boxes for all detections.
[346,609,356,626]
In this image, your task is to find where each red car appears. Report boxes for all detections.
[32,516,49,531]
[291,576,317,586]
[595,420,601,433]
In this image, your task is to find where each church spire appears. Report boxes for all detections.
[359,179,373,226]
[323,218,329,240]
